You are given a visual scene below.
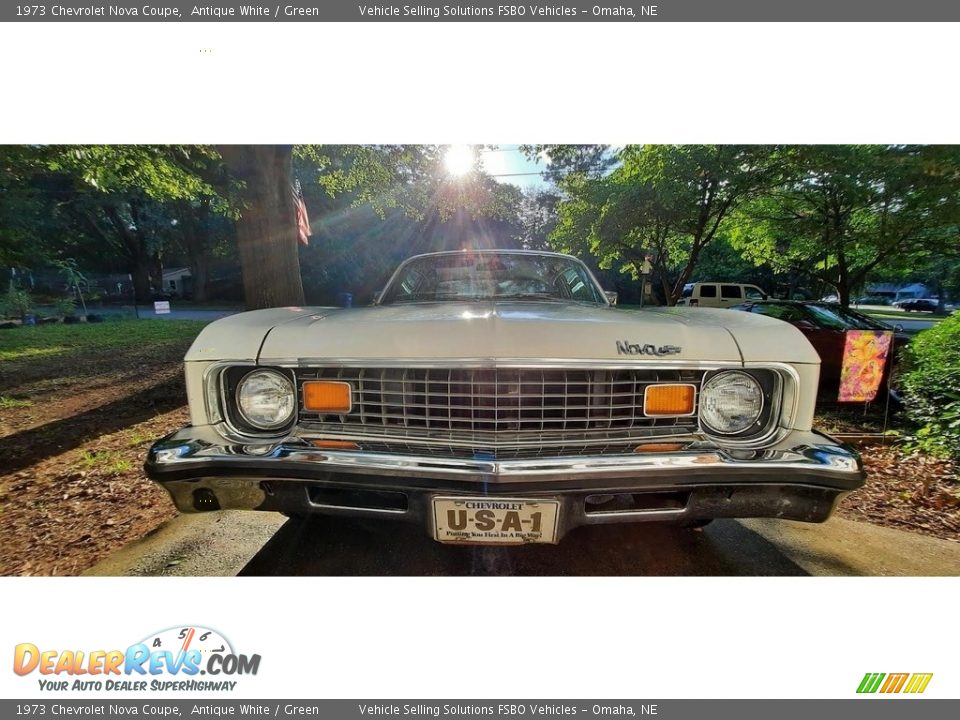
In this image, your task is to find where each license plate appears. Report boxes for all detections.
[432,497,560,544]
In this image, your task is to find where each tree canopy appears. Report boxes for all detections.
[548,144,782,304]
[728,145,960,306]
[2,143,959,310]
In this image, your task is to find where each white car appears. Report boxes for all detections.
[676,282,768,308]
[146,250,863,544]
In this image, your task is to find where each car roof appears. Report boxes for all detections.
[740,299,807,305]
[739,299,899,329]
[403,249,577,261]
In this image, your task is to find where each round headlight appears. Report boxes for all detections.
[236,369,295,431]
[699,371,764,435]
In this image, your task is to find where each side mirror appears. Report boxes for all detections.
[604,291,618,306]
[894,323,904,333]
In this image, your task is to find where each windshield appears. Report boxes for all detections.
[803,304,860,330]
[815,304,893,331]
[379,252,606,305]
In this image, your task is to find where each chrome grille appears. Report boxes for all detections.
[297,367,703,433]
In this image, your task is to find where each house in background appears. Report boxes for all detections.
[892,282,933,301]
[865,282,934,301]
[161,267,192,298]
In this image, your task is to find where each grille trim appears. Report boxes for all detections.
[308,437,698,461]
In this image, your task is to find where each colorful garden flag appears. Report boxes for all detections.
[839,330,893,403]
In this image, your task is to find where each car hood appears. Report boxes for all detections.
[187,302,820,365]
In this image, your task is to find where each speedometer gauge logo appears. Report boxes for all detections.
[140,626,234,659]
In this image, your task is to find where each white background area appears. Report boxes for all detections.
[2,23,959,143]
[2,577,957,698]
[1,20,958,700]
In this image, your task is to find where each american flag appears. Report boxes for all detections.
[293,179,311,246]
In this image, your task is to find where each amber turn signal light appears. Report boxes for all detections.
[303,381,353,413]
[643,384,696,416]
[634,443,685,453]
[312,439,360,450]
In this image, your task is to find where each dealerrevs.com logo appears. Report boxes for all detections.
[13,626,260,693]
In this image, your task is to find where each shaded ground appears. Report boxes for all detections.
[87,512,960,577]
[0,321,206,575]
[1,319,956,576]
[238,514,959,576]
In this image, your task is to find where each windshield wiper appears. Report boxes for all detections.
[389,294,490,304]
[493,293,564,302]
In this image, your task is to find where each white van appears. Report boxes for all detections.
[676,282,767,308]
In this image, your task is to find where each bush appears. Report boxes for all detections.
[53,296,77,318]
[0,286,33,321]
[900,313,960,460]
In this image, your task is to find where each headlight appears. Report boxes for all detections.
[236,369,295,431]
[699,371,764,435]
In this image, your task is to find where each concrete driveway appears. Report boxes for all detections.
[85,512,960,577]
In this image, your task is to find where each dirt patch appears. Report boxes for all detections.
[836,444,960,542]
[0,410,183,575]
[816,402,959,541]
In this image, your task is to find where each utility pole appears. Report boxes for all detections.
[638,257,654,308]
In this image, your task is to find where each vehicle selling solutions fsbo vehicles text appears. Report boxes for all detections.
[356,704,651,716]
[357,6,657,18]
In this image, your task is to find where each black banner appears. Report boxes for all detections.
[3,1,960,22]
[3,700,958,719]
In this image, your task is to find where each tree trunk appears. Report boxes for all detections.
[191,254,209,303]
[216,145,305,310]
[671,247,704,305]
[131,261,151,304]
[837,282,851,309]
[178,198,212,304]
[934,278,947,316]
[149,251,163,293]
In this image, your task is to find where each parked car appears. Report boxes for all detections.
[893,297,939,312]
[853,295,893,306]
[146,250,863,543]
[731,300,908,402]
[676,282,768,308]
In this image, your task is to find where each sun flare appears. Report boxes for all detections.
[443,145,474,177]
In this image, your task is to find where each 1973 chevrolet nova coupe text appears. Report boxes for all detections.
[145,250,864,544]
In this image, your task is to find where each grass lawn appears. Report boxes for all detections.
[0,319,208,362]
[862,310,952,324]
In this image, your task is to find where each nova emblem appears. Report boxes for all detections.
[616,340,682,357]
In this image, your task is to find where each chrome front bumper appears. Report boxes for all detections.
[145,426,865,538]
